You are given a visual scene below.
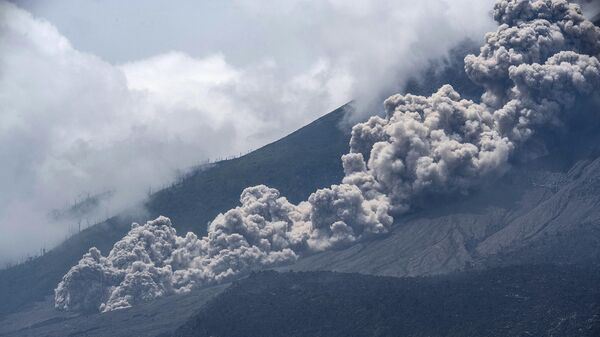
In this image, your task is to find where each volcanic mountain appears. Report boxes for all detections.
[1,1,600,336]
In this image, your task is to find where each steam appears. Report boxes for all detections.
[55,0,600,312]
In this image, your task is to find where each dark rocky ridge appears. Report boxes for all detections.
[175,266,600,337]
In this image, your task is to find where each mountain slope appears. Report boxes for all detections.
[175,266,600,337]
[0,283,228,337]
[4,265,598,337]
[145,105,350,233]
[0,105,350,318]
[286,129,600,277]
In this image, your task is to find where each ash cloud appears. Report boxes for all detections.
[0,0,496,266]
[351,0,599,213]
[56,186,391,312]
[56,0,600,312]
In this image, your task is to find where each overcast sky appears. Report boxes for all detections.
[0,0,501,265]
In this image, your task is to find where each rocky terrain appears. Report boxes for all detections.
[176,266,600,337]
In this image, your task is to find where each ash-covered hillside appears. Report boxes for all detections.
[3,265,598,337]
[175,266,600,337]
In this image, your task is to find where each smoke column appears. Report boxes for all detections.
[55,0,600,312]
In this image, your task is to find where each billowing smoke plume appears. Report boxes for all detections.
[55,185,391,312]
[55,0,600,313]
[350,0,599,212]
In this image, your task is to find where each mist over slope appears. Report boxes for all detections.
[0,106,349,317]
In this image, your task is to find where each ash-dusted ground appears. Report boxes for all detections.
[0,283,227,337]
